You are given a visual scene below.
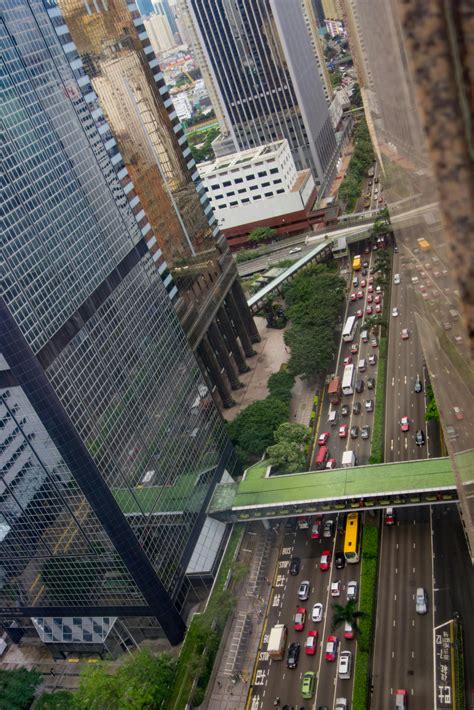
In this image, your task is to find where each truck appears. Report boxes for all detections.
[342,450,357,467]
[328,376,342,405]
[267,624,288,660]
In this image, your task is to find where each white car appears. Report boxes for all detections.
[312,602,323,622]
[347,581,358,601]
[330,580,341,597]
[394,273,401,284]
[415,587,428,614]
[289,247,302,254]
[392,306,399,317]
[338,650,352,679]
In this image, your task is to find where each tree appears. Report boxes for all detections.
[364,314,386,334]
[227,397,289,460]
[274,422,311,446]
[267,369,295,402]
[35,691,75,709]
[351,83,362,108]
[0,668,42,710]
[285,324,335,380]
[331,600,368,638]
[266,441,307,473]
[248,227,277,243]
[425,384,440,422]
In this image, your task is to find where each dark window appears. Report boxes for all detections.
[262,181,270,187]
[235,177,243,184]
[214,194,223,199]
[270,167,278,174]
[276,188,285,194]
[273,179,282,184]
[245,174,255,180]
[249,185,258,191]
[222,180,231,187]
[242,198,250,203]
[227,191,235,196]
[229,201,238,206]
[254,195,262,200]
[257,171,267,177]
[237,188,246,193]
[264,192,273,197]
[211,184,219,190]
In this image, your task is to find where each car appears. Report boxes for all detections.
[368,353,377,365]
[375,303,382,313]
[368,284,374,293]
[339,424,348,438]
[368,276,374,284]
[392,307,399,317]
[401,416,410,432]
[453,406,464,420]
[351,343,359,354]
[362,260,369,268]
[318,431,329,446]
[394,273,401,284]
[290,557,301,575]
[343,355,352,366]
[289,247,302,254]
[320,550,332,571]
[325,635,338,661]
[335,552,345,569]
[323,519,334,538]
[341,404,350,417]
[330,580,341,597]
[376,284,382,293]
[287,642,300,668]
[294,607,306,631]
[356,308,363,318]
[401,328,410,340]
[367,377,375,389]
[374,294,382,304]
[311,518,323,539]
[355,380,364,394]
[353,401,361,414]
[360,279,366,287]
[414,375,423,393]
[344,621,354,639]
[312,602,323,622]
[385,507,396,525]
[298,580,311,601]
[350,425,359,439]
[394,689,408,709]
[301,671,315,699]
[347,581,358,601]
[338,650,352,679]
[335,699,348,710]
[371,337,378,348]
[366,305,373,315]
[367,293,374,303]
[350,292,357,301]
[305,630,318,655]
[356,290,364,299]
[361,424,370,439]
[378,196,384,204]
[352,276,359,287]
[326,458,337,469]
[415,587,428,614]
[365,399,374,412]
[361,268,368,276]
[415,429,425,446]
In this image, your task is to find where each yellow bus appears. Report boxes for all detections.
[343,512,361,563]
[352,255,361,271]
[417,237,431,250]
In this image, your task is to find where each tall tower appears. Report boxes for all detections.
[181,0,339,194]
[1,0,234,648]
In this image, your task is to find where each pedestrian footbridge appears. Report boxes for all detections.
[208,455,467,523]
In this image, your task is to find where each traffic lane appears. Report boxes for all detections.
[432,504,474,705]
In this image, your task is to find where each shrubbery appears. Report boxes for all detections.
[338,119,375,211]
[369,337,387,464]
[0,668,42,710]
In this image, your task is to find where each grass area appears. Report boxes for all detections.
[369,336,387,464]
[453,620,465,710]
[113,472,199,514]
[167,525,244,710]
[353,525,379,710]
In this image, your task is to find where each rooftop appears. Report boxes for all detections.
[199,140,287,176]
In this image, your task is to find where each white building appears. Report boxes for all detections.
[144,13,176,53]
[172,91,193,121]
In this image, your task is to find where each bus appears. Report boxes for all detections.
[342,364,355,396]
[344,512,361,563]
[342,316,357,343]
[417,237,431,250]
[315,446,329,469]
[352,255,361,271]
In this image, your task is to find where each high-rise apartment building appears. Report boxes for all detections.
[52,0,260,411]
[154,0,179,36]
[144,13,176,53]
[180,0,339,194]
[0,0,240,650]
[343,0,474,557]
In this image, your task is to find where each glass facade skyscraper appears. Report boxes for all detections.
[1,0,233,647]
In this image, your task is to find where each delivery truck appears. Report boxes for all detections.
[342,450,357,467]
[267,624,288,660]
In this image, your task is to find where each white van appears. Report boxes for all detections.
[338,650,352,679]
[358,358,367,372]
[394,273,400,284]
[328,410,338,426]
[361,330,369,343]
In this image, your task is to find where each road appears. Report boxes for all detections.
[250,520,361,709]
[371,507,434,709]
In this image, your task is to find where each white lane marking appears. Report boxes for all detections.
[392,377,395,386]
[391,439,394,451]
[392,651,395,658]
[413,543,416,549]
[394,594,397,601]
[393,619,396,627]
[405,438,408,449]
[395,567,398,574]
[413,567,416,573]
[412,619,415,627]
[404,375,407,384]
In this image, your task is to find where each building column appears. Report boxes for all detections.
[208,321,243,390]
[217,307,250,374]
[225,292,256,358]
[231,280,261,343]
[198,335,235,409]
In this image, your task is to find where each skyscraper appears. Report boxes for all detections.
[54,0,260,410]
[180,0,339,194]
[1,0,234,648]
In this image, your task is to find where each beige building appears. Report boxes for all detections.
[144,13,176,53]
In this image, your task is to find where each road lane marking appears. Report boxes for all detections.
[393,620,396,626]
[392,377,395,386]
[391,439,394,450]
[404,375,407,384]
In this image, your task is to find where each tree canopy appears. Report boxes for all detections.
[266,422,312,473]
[227,397,289,462]
[331,599,367,638]
[0,668,42,710]
[248,227,277,243]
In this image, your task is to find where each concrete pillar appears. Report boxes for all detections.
[208,321,243,390]
[225,292,256,358]
[231,280,261,343]
[198,335,235,408]
[217,307,250,374]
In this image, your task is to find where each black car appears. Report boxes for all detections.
[414,375,423,393]
[289,556,301,576]
[341,404,350,416]
[355,380,364,394]
[353,401,361,415]
[367,377,375,389]
[361,268,368,276]
[335,551,345,569]
[415,429,425,446]
[287,642,300,669]
[350,425,359,438]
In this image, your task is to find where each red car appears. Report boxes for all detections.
[305,630,318,655]
[318,431,329,445]
[350,292,357,301]
[375,304,382,313]
[366,305,373,315]
[325,635,338,661]
[320,550,332,571]
[339,424,348,438]
[360,279,366,287]
[311,517,323,539]
[356,290,364,299]
[368,276,374,284]
[394,690,408,709]
[367,293,373,303]
[356,309,363,318]
[294,607,306,631]
[374,294,382,304]
[351,343,359,354]
[368,284,374,293]
[344,622,354,640]
[343,355,352,366]
[401,416,410,432]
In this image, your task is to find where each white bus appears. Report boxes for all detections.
[342,364,355,395]
[342,316,357,343]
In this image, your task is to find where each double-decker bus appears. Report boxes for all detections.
[344,512,361,563]
[352,255,361,271]
[342,316,357,343]
[342,364,355,395]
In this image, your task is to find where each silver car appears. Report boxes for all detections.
[347,580,358,601]
[415,587,427,614]
[298,580,310,601]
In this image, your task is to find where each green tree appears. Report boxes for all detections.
[285,324,335,380]
[266,441,307,473]
[331,599,367,638]
[364,314,386,334]
[227,397,289,460]
[35,691,75,709]
[274,422,311,446]
[425,384,440,422]
[248,227,277,243]
[267,369,295,402]
[0,668,42,710]
[351,83,362,108]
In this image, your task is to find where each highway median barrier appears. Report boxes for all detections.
[369,336,387,464]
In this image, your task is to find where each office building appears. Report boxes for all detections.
[180,0,339,195]
[172,91,193,121]
[144,13,176,53]
[1,0,236,650]
[153,0,179,36]
[300,0,334,104]
[343,0,474,556]
[136,0,155,16]
[55,0,261,410]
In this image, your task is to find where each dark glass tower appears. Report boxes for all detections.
[1,0,233,647]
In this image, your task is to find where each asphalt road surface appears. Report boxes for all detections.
[371,507,434,709]
[250,521,361,709]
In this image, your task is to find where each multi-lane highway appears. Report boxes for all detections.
[250,519,361,709]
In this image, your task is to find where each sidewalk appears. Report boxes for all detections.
[289,375,315,427]
[205,524,282,710]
